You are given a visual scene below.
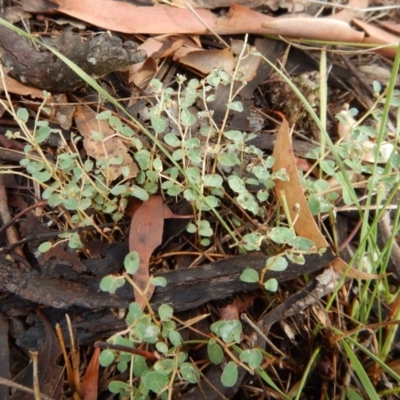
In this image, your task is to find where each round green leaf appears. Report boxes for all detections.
[172,149,184,161]
[240,349,263,369]
[264,278,278,292]
[111,185,127,196]
[169,330,182,347]
[289,236,314,251]
[211,320,242,344]
[313,178,329,192]
[180,362,200,384]
[151,276,167,287]
[142,371,169,393]
[268,227,294,244]
[33,171,52,183]
[124,251,140,274]
[204,174,223,187]
[62,198,78,210]
[97,110,112,120]
[218,153,239,167]
[266,256,288,272]
[134,149,151,170]
[228,176,245,193]
[17,108,29,123]
[320,160,336,176]
[186,167,201,184]
[227,101,243,112]
[99,349,115,367]
[156,341,169,354]
[130,186,149,201]
[181,109,196,126]
[126,302,142,325]
[100,275,125,294]
[133,355,148,377]
[221,361,238,387]
[158,304,173,321]
[200,238,210,246]
[198,220,213,237]
[108,380,131,394]
[35,126,52,143]
[79,198,91,211]
[223,130,243,141]
[240,268,259,283]
[38,241,52,253]
[109,116,123,131]
[207,339,224,365]
[151,115,166,134]
[164,133,181,147]
[117,361,128,373]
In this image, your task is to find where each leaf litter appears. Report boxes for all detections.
[0,0,399,398]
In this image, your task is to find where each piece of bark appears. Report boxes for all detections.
[0,254,130,309]
[120,250,336,311]
[0,24,146,92]
[0,311,10,400]
[11,310,63,400]
[0,250,335,311]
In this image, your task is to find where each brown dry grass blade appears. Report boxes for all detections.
[129,195,164,308]
[80,347,100,400]
[272,115,328,250]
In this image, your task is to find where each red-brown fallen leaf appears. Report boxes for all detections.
[179,48,235,74]
[261,17,363,42]
[353,18,399,58]
[129,196,164,308]
[219,303,239,321]
[0,75,46,98]
[74,106,138,182]
[378,21,400,35]
[272,114,328,250]
[331,257,384,280]
[231,39,261,82]
[179,38,260,80]
[220,293,255,319]
[129,57,158,89]
[80,347,100,400]
[128,36,181,87]
[48,1,364,43]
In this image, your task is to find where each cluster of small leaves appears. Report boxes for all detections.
[304,81,400,211]
[100,251,167,293]
[146,70,286,244]
[99,303,195,398]
[208,319,263,387]
[99,252,266,393]
[7,107,156,249]
[100,252,197,397]
[241,226,315,263]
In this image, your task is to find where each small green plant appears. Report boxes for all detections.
[98,251,286,399]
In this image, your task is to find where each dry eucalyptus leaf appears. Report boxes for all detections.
[74,106,138,181]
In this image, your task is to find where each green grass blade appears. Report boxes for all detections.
[294,346,320,400]
[341,340,380,400]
